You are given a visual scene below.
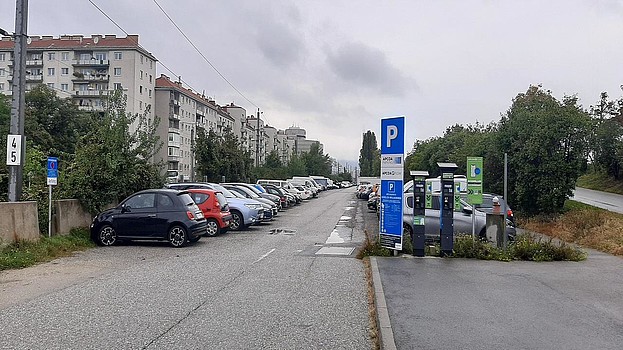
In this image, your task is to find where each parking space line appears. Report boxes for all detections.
[254,248,276,264]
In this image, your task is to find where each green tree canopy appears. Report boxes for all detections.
[359,130,380,176]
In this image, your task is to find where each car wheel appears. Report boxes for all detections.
[229,210,244,231]
[97,224,117,246]
[168,225,188,248]
[403,223,413,241]
[205,219,220,237]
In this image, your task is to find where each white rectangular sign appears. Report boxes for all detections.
[6,135,22,166]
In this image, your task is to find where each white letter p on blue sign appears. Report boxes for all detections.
[386,125,398,148]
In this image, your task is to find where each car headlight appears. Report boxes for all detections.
[245,203,261,210]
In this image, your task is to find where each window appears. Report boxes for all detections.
[47,53,55,60]
[139,101,142,110]
[79,53,91,60]
[149,60,153,69]
[149,74,152,83]
[95,52,107,60]
[114,68,121,76]
[47,83,54,89]
[148,89,152,97]
[61,68,69,76]
[0,53,5,61]
[157,194,174,208]
[114,52,122,60]
[139,86,143,94]
[113,83,122,90]
[47,68,55,76]
[0,83,4,90]
[0,68,4,76]
[61,52,69,61]
[60,83,68,91]
[124,193,156,209]
[140,70,143,79]
[140,55,144,64]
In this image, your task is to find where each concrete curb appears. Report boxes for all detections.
[370,257,397,350]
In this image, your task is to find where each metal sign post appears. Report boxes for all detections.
[379,116,405,251]
[47,157,58,238]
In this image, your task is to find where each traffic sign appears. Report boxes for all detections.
[6,135,22,166]
[380,116,405,250]
[467,157,483,204]
[47,157,58,186]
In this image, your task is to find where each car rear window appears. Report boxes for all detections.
[178,193,196,207]
[190,193,209,205]
[216,192,228,210]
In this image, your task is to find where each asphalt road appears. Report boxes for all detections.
[0,188,371,350]
[374,248,623,350]
[572,187,623,214]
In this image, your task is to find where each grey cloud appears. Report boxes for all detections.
[326,42,417,96]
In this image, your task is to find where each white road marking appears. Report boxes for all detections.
[325,229,345,244]
[254,248,276,264]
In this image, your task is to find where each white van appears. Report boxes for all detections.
[257,179,289,188]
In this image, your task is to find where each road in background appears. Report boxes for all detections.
[0,188,370,350]
[572,187,623,214]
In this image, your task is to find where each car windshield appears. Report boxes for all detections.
[234,186,260,198]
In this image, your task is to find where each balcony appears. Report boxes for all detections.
[77,105,105,112]
[167,155,180,162]
[170,113,180,120]
[196,109,205,117]
[25,60,43,67]
[171,99,180,106]
[25,74,43,82]
[72,74,109,82]
[73,59,110,66]
[168,140,181,148]
[74,90,109,96]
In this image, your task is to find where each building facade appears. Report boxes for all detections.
[0,34,156,126]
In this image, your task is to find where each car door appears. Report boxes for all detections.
[115,193,157,238]
[154,193,179,238]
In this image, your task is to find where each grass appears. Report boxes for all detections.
[356,230,392,259]
[520,200,623,256]
[362,258,381,350]
[576,171,623,195]
[0,227,95,271]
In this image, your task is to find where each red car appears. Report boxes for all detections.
[187,189,233,236]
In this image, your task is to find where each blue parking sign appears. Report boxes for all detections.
[47,157,58,186]
[380,116,405,250]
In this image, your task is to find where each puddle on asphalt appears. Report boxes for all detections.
[268,228,297,235]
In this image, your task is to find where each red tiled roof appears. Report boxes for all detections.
[155,75,222,109]
[0,35,155,59]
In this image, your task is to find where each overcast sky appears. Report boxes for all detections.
[2,0,623,166]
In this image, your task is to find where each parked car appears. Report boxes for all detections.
[402,192,516,243]
[259,183,294,208]
[187,188,233,236]
[222,184,279,216]
[90,189,207,247]
[165,182,212,191]
[224,182,282,210]
[208,183,266,230]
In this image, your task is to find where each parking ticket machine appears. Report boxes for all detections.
[410,171,428,257]
[438,162,458,256]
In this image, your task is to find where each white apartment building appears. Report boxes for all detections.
[0,34,156,125]
[284,126,323,155]
[155,75,234,182]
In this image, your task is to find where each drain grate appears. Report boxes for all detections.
[315,247,355,256]
[268,228,297,235]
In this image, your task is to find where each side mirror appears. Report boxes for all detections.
[121,204,130,213]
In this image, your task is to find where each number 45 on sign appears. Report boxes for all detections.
[6,135,22,166]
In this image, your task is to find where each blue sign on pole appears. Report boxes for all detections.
[47,157,58,186]
[379,116,405,250]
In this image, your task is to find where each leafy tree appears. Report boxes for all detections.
[492,86,591,215]
[194,128,253,182]
[359,130,380,176]
[0,94,10,200]
[588,92,623,179]
[287,151,307,176]
[63,90,164,213]
[301,142,331,176]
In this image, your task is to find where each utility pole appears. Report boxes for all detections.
[7,0,28,202]
[256,108,260,167]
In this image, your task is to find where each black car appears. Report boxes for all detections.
[90,189,207,247]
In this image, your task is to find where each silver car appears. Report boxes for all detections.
[403,192,516,243]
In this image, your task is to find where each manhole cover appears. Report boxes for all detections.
[315,247,355,256]
[268,228,297,235]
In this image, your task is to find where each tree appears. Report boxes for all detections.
[588,92,623,179]
[63,90,164,213]
[287,151,307,176]
[301,142,331,176]
[492,86,591,215]
[359,130,380,176]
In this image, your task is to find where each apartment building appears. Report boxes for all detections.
[0,34,156,124]
[284,126,323,155]
[155,74,235,181]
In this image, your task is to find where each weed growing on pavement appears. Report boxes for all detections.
[357,231,391,259]
[0,228,94,270]
[452,234,587,262]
